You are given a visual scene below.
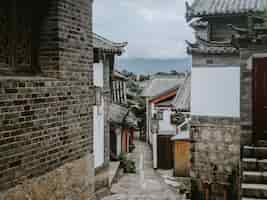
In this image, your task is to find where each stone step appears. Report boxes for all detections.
[243,158,267,171]
[242,183,267,198]
[244,146,267,159]
[242,198,267,200]
[243,171,267,184]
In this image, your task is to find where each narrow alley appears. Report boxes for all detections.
[103,141,185,200]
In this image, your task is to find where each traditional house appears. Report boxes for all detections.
[142,75,185,169]
[231,11,267,200]
[171,75,191,177]
[186,0,266,199]
[0,0,96,199]
[92,33,127,193]
[109,71,137,159]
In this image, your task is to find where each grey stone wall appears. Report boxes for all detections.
[192,54,240,67]
[0,0,95,199]
[191,116,240,199]
[239,48,267,145]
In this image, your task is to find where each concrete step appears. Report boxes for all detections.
[244,146,267,159]
[242,183,267,198]
[243,158,267,171]
[243,171,267,184]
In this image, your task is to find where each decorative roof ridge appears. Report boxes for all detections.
[113,70,129,80]
[186,0,266,21]
[196,36,233,47]
[189,18,208,28]
[187,37,239,55]
[93,33,128,48]
[149,83,180,101]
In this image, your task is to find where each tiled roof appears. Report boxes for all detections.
[172,74,191,112]
[186,0,266,20]
[109,103,137,127]
[190,19,208,28]
[126,111,138,128]
[93,33,128,54]
[186,37,239,55]
[109,103,128,124]
[141,75,185,97]
[113,70,128,80]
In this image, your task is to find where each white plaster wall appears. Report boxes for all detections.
[191,67,240,117]
[93,62,104,87]
[115,128,122,157]
[158,109,176,133]
[93,62,105,168]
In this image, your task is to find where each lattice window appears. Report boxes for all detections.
[0,3,10,74]
[0,0,38,75]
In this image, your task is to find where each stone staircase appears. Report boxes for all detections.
[242,144,267,199]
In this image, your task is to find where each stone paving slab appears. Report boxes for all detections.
[103,141,185,200]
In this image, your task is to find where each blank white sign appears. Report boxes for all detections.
[191,67,240,117]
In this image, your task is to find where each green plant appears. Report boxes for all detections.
[118,153,136,173]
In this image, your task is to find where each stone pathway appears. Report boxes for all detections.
[103,141,185,200]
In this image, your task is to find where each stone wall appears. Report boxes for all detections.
[0,0,95,199]
[0,154,94,200]
[239,49,267,145]
[190,116,240,199]
[192,54,240,67]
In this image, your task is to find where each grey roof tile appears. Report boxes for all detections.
[172,75,191,112]
[141,75,185,97]
[109,103,128,124]
[187,0,266,19]
[93,33,127,54]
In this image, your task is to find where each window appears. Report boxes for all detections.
[157,111,164,120]
[0,0,38,75]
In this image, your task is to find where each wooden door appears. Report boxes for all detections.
[253,57,267,143]
[157,135,173,169]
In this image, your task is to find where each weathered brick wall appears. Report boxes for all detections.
[191,116,240,199]
[0,0,95,199]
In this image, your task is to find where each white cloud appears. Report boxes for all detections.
[93,0,194,59]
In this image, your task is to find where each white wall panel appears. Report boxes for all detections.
[93,62,104,87]
[93,101,105,168]
[93,62,105,168]
[191,67,240,117]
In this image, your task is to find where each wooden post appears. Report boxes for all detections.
[203,182,210,200]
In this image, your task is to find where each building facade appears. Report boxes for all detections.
[109,71,137,159]
[92,33,127,194]
[231,11,267,199]
[0,0,95,199]
[186,0,266,198]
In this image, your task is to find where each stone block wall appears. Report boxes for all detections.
[0,0,95,199]
[190,116,240,199]
[239,48,267,146]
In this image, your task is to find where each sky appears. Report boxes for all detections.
[93,0,194,59]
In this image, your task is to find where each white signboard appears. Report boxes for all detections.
[191,67,240,117]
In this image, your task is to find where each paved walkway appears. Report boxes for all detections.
[103,141,184,200]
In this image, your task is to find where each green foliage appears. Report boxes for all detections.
[118,153,136,174]
[264,8,267,28]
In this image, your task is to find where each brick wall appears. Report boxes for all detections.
[0,0,95,199]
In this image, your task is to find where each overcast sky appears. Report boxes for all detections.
[93,0,194,59]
